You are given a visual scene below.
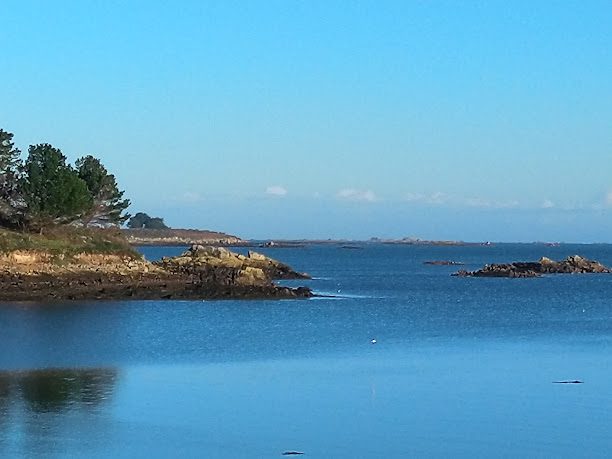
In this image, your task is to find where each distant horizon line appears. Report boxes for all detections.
[121,227,612,245]
[243,238,612,245]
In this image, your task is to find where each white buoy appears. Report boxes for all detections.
[371,339,377,344]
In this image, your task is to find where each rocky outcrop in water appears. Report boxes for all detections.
[537,255,610,273]
[156,245,310,281]
[0,245,312,301]
[453,255,611,278]
[453,264,540,278]
[424,260,464,266]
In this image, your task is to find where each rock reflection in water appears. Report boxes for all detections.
[0,368,117,413]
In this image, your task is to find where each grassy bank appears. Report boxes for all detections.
[0,227,140,259]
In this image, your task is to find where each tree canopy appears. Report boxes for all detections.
[0,128,131,231]
[0,129,21,172]
[127,212,169,229]
[0,129,23,226]
[21,144,93,228]
[76,155,131,226]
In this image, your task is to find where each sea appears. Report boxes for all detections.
[1,243,611,458]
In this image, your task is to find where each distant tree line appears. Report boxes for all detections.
[0,128,130,231]
[127,212,169,229]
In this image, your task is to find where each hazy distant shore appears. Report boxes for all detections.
[122,231,601,248]
[122,228,247,246]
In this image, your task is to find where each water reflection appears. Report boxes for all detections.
[0,368,118,456]
[0,368,117,413]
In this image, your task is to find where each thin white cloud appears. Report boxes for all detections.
[466,197,519,209]
[404,192,448,205]
[265,185,288,197]
[405,191,519,209]
[500,200,520,208]
[541,199,555,209]
[605,191,612,207]
[404,192,425,202]
[428,192,448,205]
[465,197,490,208]
[181,191,203,203]
[336,188,378,203]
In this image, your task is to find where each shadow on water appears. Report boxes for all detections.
[0,368,117,414]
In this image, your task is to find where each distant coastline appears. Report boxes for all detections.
[252,239,599,247]
[122,228,246,246]
[250,238,490,248]
[120,229,603,248]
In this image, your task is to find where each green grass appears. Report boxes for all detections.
[0,226,140,259]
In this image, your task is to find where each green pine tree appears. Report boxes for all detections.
[21,144,92,229]
[0,129,23,227]
[76,155,131,226]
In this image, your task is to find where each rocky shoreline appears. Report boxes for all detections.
[0,246,312,301]
[453,255,610,278]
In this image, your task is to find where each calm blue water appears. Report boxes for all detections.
[1,244,612,458]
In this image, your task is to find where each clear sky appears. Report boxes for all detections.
[2,0,612,241]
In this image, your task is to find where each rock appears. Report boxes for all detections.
[244,250,310,279]
[189,245,233,259]
[247,251,268,261]
[453,255,610,278]
[453,265,540,278]
[154,245,311,296]
[236,266,268,285]
[424,260,464,266]
[160,245,310,280]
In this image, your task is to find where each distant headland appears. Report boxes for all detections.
[122,228,245,246]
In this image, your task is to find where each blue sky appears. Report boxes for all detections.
[2,0,612,241]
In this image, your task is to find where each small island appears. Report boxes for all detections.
[0,231,312,301]
[0,129,311,302]
[453,255,611,278]
[424,260,464,266]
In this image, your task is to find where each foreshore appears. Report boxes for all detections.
[0,271,312,301]
[0,245,312,302]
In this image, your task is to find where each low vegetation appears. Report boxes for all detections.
[0,226,139,259]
